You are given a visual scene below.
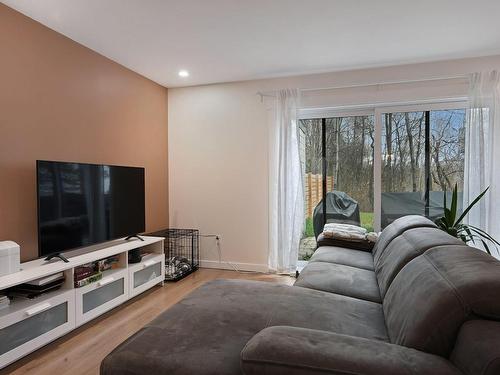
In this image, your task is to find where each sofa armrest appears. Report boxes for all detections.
[451,320,500,375]
[241,326,462,375]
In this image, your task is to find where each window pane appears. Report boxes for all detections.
[381,108,466,228]
[299,115,375,260]
[381,111,426,228]
[429,109,466,217]
[325,116,375,232]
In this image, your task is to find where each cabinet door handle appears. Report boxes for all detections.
[142,260,156,268]
[97,276,115,287]
[25,302,52,317]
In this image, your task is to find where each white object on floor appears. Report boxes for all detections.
[0,241,20,277]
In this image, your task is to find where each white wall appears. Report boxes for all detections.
[168,55,500,272]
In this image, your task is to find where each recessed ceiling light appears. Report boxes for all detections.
[178,70,189,78]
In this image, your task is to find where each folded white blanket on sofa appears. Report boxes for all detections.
[322,223,379,243]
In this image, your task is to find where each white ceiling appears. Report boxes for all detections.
[3,0,500,87]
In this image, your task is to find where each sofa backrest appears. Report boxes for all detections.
[372,215,437,264]
[383,245,500,357]
[374,227,463,298]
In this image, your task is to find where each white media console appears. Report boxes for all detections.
[0,236,165,369]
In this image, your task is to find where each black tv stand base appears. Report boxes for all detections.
[125,234,145,241]
[45,253,70,263]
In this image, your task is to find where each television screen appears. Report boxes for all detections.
[37,160,145,257]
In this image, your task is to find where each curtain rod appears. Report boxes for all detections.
[256,74,469,100]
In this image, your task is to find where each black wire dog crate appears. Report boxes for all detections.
[148,228,199,281]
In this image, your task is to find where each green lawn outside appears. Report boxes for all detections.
[360,212,374,232]
[304,217,314,237]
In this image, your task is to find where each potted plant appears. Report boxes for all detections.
[435,183,499,255]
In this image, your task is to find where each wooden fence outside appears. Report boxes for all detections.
[304,173,334,218]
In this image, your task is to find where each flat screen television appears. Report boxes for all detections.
[37,160,145,260]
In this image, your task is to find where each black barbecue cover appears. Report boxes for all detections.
[313,191,360,238]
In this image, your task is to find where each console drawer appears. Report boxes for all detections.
[75,269,128,326]
[129,254,164,298]
[0,289,75,369]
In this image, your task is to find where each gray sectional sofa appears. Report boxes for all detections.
[101,215,500,375]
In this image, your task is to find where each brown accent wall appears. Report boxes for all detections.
[0,4,169,261]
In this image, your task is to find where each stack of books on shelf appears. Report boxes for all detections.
[0,294,10,310]
[74,263,102,288]
[6,272,65,300]
[74,255,120,288]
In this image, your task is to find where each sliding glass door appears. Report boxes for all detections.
[325,116,375,232]
[381,111,426,227]
[298,114,374,260]
[380,107,466,228]
[298,103,466,260]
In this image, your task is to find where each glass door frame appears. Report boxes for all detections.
[298,108,376,233]
[299,99,467,233]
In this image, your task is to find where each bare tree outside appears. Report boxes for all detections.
[325,116,375,216]
[381,109,466,227]
[430,110,465,192]
[382,112,426,193]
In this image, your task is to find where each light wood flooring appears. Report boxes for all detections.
[1,269,293,375]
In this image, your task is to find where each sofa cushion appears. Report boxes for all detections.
[375,227,463,298]
[101,279,388,375]
[294,262,381,303]
[241,326,462,375]
[372,215,436,264]
[310,246,374,271]
[383,245,500,357]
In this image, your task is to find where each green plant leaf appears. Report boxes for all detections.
[465,227,499,256]
[455,187,489,226]
[435,217,449,230]
[467,225,500,245]
[480,238,492,255]
[435,185,497,258]
[450,183,458,224]
[444,208,453,226]
[461,226,475,244]
[468,229,500,252]
[443,188,447,211]
[443,189,448,222]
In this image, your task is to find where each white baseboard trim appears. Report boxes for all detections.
[200,259,269,273]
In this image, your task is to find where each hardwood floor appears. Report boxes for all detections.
[1,269,294,375]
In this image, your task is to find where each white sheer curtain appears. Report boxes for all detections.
[268,89,304,274]
[464,71,500,256]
